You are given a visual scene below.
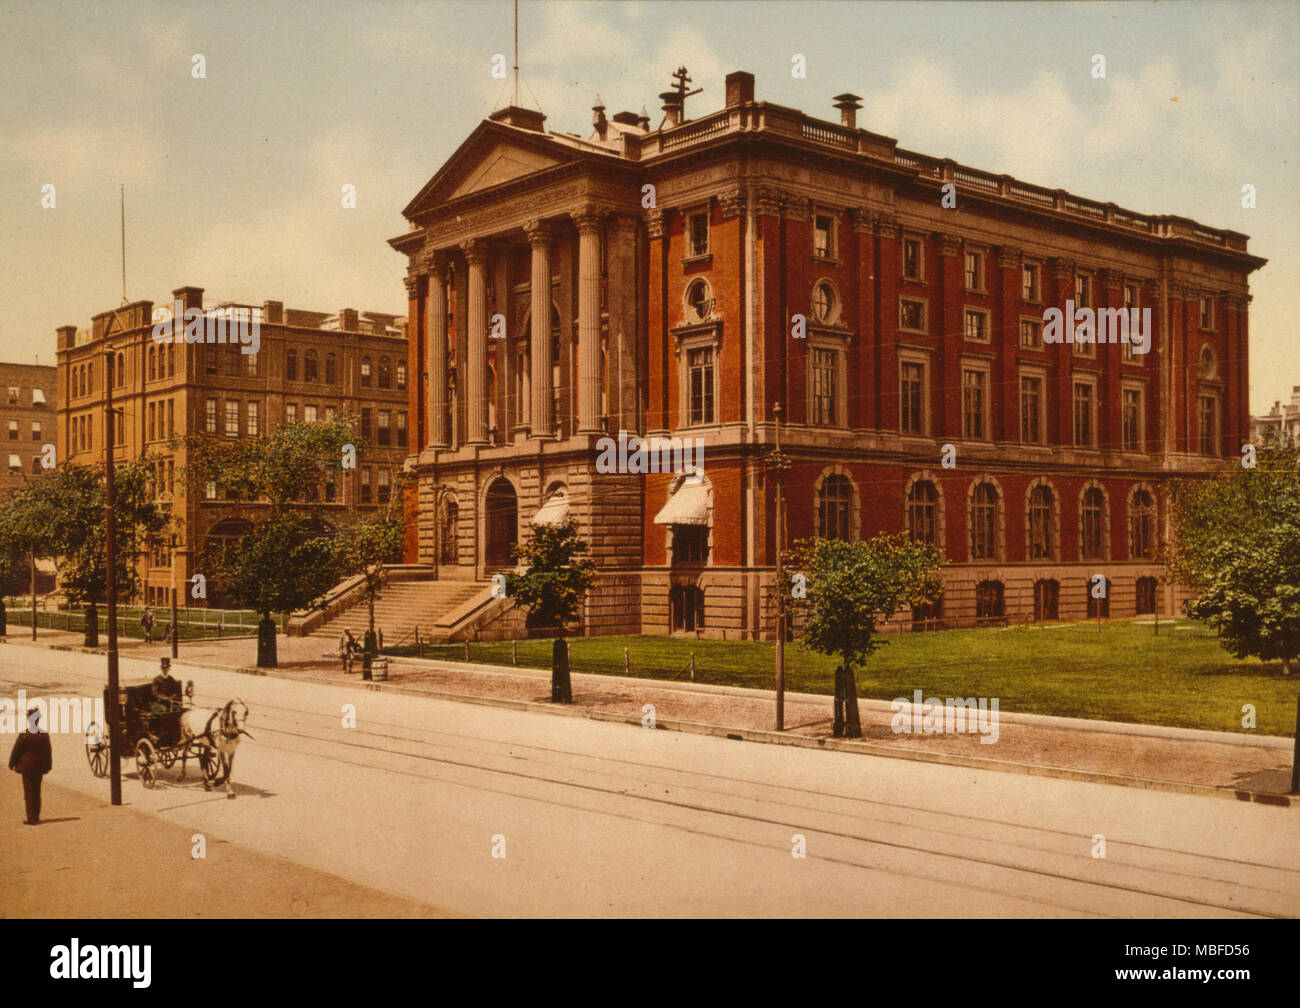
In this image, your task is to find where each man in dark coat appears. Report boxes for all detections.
[8,706,53,825]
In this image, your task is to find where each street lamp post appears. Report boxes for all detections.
[170,534,179,660]
[770,403,789,732]
[104,349,121,806]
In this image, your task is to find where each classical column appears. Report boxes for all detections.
[574,208,604,434]
[524,220,553,438]
[425,253,449,448]
[461,239,489,445]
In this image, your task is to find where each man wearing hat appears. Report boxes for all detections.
[8,706,53,825]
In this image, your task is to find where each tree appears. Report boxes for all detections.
[32,461,166,647]
[0,476,63,638]
[787,534,941,738]
[504,519,597,703]
[331,477,405,662]
[1168,433,1300,674]
[186,416,358,667]
[0,495,30,635]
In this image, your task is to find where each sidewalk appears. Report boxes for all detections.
[9,631,1298,805]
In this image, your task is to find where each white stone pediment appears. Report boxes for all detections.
[448,142,567,200]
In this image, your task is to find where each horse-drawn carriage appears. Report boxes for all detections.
[84,664,250,795]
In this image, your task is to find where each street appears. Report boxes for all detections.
[3,645,1298,917]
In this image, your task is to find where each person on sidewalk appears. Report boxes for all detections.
[140,608,156,644]
[8,706,52,825]
[340,629,358,674]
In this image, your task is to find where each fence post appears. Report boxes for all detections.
[512,639,518,665]
[624,647,630,676]
[1290,695,1300,795]
[690,652,695,681]
[464,640,470,661]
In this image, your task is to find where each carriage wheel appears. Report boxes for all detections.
[135,738,157,789]
[84,723,109,779]
[200,750,227,786]
[159,750,177,770]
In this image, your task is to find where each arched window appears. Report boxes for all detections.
[286,349,298,381]
[360,357,371,388]
[1033,579,1059,621]
[167,344,175,377]
[975,580,1005,623]
[1081,487,1106,561]
[116,352,125,387]
[74,367,81,398]
[396,360,407,390]
[304,349,319,382]
[1129,489,1156,559]
[440,497,458,565]
[324,353,337,385]
[147,346,156,382]
[969,482,999,560]
[87,363,93,394]
[551,333,562,436]
[1136,576,1158,615]
[906,479,938,545]
[1027,484,1054,560]
[818,474,852,540]
[378,357,392,390]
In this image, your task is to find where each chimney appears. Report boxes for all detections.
[832,93,863,129]
[172,286,204,312]
[725,70,755,107]
[612,110,640,128]
[339,309,359,332]
[637,105,651,131]
[659,90,682,129]
[592,95,608,139]
[56,325,77,351]
[262,300,284,325]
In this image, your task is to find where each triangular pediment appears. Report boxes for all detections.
[403,120,584,220]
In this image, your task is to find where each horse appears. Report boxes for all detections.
[178,699,252,797]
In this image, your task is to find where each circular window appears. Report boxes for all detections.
[685,279,713,322]
[812,280,837,323]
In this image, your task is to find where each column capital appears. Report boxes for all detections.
[403,275,420,298]
[934,232,961,258]
[1047,257,1075,281]
[996,245,1022,271]
[848,207,874,234]
[523,219,553,245]
[460,238,490,264]
[572,206,606,233]
[607,211,640,234]
[719,188,746,219]
[644,207,665,239]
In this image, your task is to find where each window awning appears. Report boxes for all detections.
[7,454,21,469]
[31,388,46,405]
[653,479,710,526]
[531,489,570,526]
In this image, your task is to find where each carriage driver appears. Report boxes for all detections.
[151,657,182,711]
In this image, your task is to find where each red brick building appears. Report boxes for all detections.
[391,69,1265,638]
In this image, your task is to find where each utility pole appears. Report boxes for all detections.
[770,403,789,732]
[29,548,36,641]
[170,535,179,659]
[104,348,121,806]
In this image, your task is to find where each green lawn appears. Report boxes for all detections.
[0,602,281,641]
[392,620,1299,737]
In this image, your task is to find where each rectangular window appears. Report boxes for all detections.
[1123,285,1140,362]
[204,481,217,500]
[902,238,922,280]
[1075,273,1091,306]
[1198,394,1218,455]
[245,352,257,378]
[964,251,983,291]
[1200,296,1214,330]
[247,401,259,437]
[813,214,833,258]
[360,360,371,387]
[964,309,988,343]
[205,398,217,434]
[811,348,837,425]
[900,361,925,435]
[1022,263,1040,302]
[1020,319,1042,348]
[360,407,372,441]
[167,400,175,438]
[225,400,239,437]
[1020,376,1043,444]
[31,420,41,441]
[900,298,925,331]
[148,404,156,442]
[377,410,391,446]
[1122,388,1142,452]
[286,403,297,424]
[304,404,318,424]
[671,525,709,565]
[6,387,17,404]
[396,411,408,448]
[687,347,714,426]
[1073,382,1095,447]
[688,212,709,257]
[6,420,16,440]
[223,347,240,377]
[962,368,987,440]
[359,468,372,504]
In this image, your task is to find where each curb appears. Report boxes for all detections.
[213,661,1299,808]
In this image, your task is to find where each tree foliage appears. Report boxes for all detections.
[1168,433,1300,673]
[331,475,406,635]
[219,512,341,618]
[787,534,941,738]
[504,519,597,633]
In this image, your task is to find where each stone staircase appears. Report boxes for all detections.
[309,578,488,647]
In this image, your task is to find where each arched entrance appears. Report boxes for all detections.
[484,477,518,569]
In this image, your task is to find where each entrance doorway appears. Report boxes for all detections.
[484,477,518,569]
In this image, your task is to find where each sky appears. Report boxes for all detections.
[1,0,1296,412]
